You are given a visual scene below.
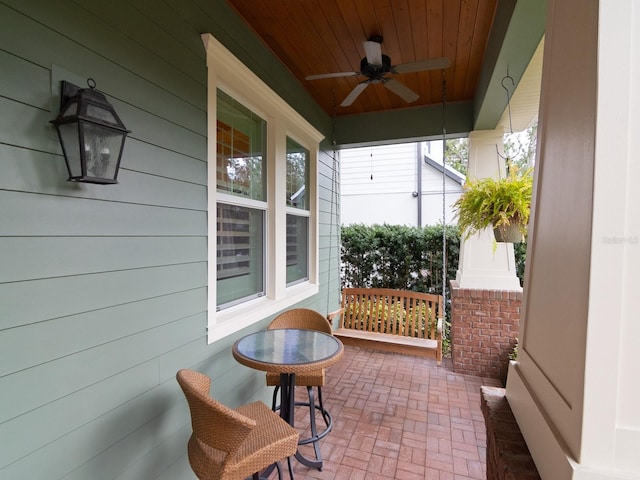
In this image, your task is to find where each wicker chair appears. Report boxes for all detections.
[266,308,334,466]
[176,369,298,480]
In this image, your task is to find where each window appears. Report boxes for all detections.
[216,91,266,308]
[286,137,310,285]
[202,34,323,342]
[216,203,264,306]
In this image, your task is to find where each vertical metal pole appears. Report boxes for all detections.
[417,142,423,227]
[327,92,338,314]
[441,73,447,315]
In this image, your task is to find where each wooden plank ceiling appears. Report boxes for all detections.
[225,0,498,118]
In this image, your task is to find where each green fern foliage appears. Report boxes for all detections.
[453,165,533,239]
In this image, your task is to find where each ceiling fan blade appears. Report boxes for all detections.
[363,40,382,66]
[383,78,419,103]
[306,71,360,80]
[341,82,369,107]
[393,57,451,74]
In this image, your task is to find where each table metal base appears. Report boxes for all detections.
[259,458,290,480]
[277,373,333,471]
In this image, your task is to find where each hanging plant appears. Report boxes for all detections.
[452,164,533,242]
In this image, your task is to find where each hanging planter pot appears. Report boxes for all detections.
[493,222,525,243]
[452,164,533,243]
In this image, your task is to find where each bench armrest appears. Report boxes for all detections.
[326,307,344,327]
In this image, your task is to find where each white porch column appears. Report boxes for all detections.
[455,128,521,291]
[506,1,640,479]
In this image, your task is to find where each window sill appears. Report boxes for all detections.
[207,282,319,343]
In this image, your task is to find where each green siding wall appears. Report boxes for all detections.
[0,1,339,478]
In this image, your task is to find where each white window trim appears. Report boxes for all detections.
[202,33,323,343]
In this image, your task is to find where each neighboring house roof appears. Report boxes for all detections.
[424,155,466,186]
[340,142,464,227]
[290,185,305,207]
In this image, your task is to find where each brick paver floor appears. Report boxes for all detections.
[277,345,502,480]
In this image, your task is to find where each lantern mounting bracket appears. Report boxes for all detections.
[59,80,80,111]
[59,79,97,111]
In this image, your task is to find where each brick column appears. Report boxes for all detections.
[450,280,521,382]
[481,386,541,480]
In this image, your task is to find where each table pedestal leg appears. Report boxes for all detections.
[279,373,323,470]
[280,373,296,425]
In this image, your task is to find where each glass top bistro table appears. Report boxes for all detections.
[232,328,344,470]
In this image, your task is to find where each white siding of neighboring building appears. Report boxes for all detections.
[340,141,464,227]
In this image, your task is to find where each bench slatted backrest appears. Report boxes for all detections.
[340,288,442,340]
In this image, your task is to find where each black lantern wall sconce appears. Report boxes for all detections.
[50,78,130,184]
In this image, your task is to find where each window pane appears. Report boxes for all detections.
[286,137,309,210]
[286,214,309,284]
[217,203,265,307]
[217,90,266,200]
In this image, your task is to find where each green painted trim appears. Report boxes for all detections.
[473,0,547,130]
[333,101,474,147]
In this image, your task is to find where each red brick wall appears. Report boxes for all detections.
[450,280,521,382]
[481,386,541,480]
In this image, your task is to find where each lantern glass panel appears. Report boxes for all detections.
[86,103,117,125]
[62,100,78,116]
[58,122,82,178]
[81,123,124,180]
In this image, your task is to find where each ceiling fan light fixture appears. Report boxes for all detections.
[363,40,383,66]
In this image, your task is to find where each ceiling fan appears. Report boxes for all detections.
[305,35,450,107]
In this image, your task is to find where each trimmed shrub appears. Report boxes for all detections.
[341,223,460,295]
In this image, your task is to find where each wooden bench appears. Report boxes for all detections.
[328,288,443,364]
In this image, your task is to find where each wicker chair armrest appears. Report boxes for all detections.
[207,398,257,454]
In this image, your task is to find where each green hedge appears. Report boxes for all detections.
[513,241,527,283]
[340,223,460,297]
[340,223,526,293]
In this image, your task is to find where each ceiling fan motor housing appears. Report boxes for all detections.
[360,54,392,81]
